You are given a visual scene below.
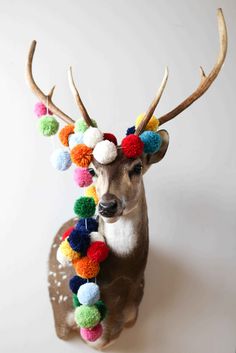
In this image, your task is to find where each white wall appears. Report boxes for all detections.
[0,0,235,352]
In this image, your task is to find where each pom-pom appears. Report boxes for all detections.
[69,275,87,294]
[50,149,72,171]
[73,168,93,187]
[70,144,93,168]
[87,241,109,263]
[56,247,70,267]
[126,126,135,135]
[69,132,84,149]
[74,118,97,133]
[77,283,100,305]
[38,115,59,136]
[95,300,108,321]
[135,114,159,132]
[93,140,117,165]
[74,305,101,328]
[59,239,80,261]
[140,131,162,154]
[62,226,74,241]
[59,125,74,146]
[121,134,144,158]
[103,133,117,145]
[34,102,52,117]
[83,127,103,148]
[74,197,96,218]
[72,293,81,308]
[85,185,99,205]
[75,218,98,234]
[73,256,100,279]
[68,228,90,255]
[90,232,105,243]
[80,324,103,342]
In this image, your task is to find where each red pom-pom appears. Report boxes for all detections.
[87,241,110,263]
[121,134,144,158]
[62,226,74,241]
[103,133,117,146]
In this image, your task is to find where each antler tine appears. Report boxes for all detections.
[26,40,75,125]
[135,67,169,135]
[158,8,228,126]
[68,67,94,127]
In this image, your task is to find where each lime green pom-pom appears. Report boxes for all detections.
[72,293,81,308]
[95,300,107,321]
[74,196,96,218]
[74,305,101,328]
[74,118,97,133]
[38,115,59,136]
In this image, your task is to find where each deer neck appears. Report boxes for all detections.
[100,182,148,257]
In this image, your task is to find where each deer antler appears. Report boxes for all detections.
[158,8,227,126]
[68,67,94,127]
[135,67,169,135]
[26,40,75,125]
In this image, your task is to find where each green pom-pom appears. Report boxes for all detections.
[74,197,96,218]
[74,305,101,328]
[72,293,81,308]
[74,118,97,133]
[95,300,107,321]
[38,115,59,136]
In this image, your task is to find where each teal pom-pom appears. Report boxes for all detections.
[38,115,59,136]
[74,118,97,133]
[140,131,162,154]
[50,149,72,171]
[77,283,100,305]
[95,300,107,321]
[72,293,81,308]
[74,305,101,328]
[74,197,96,218]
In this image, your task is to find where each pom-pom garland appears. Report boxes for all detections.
[34,102,52,117]
[74,118,97,133]
[121,134,144,158]
[59,125,75,146]
[50,149,72,171]
[85,185,99,205]
[77,283,100,305]
[74,168,93,187]
[73,256,100,279]
[62,226,74,241]
[83,127,104,148]
[140,131,162,154]
[69,132,84,149]
[74,305,101,328]
[38,115,59,136]
[75,218,98,234]
[93,140,117,164]
[68,228,90,255]
[70,144,93,168]
[69,275,87,294]
[74,197,96,218]
[103,133,117,145]
[59,239,81,261]
[87,241,109,263]
[135,113,159,132]
[80,323,103,342]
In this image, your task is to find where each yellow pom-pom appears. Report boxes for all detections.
[59,240,80,261]
[135,114,159,132]
[85,185,99,205]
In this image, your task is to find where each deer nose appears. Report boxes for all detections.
[98,194,119,217]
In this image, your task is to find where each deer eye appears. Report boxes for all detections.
[129,163,142,177]
[88,168,97,177]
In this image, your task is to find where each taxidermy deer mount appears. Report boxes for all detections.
[26,8,227,350]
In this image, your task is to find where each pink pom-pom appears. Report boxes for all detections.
[73,168,93,187]
[34,102,52,117]
[80,324,103,342]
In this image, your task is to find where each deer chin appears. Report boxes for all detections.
[101,215,121,224]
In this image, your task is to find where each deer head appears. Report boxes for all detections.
[26,9,227,224]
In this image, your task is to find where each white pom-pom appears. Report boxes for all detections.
[68,132,83,149]
[83,127,103,148]
[56,247,70,267]
[93,140,117,164]
[90,232,105,243]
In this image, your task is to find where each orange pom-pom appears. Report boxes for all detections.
[59,125,75,146]
[73,256,100,279]
[70,144,93,168]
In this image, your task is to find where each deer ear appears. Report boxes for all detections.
[146,129,169,165]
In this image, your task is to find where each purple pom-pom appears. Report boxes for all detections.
[68,229,90,255]
[69,275,87,294]
[75,218,98,234]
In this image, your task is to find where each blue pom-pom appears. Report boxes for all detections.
[68,132,84,149]
[50,149,72,171]
[68,229,90,255]
[126,126,135,135]
[75,218,98,234]
[69,275,87,294]
[140,131,162,154]
[77,282,100,305]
